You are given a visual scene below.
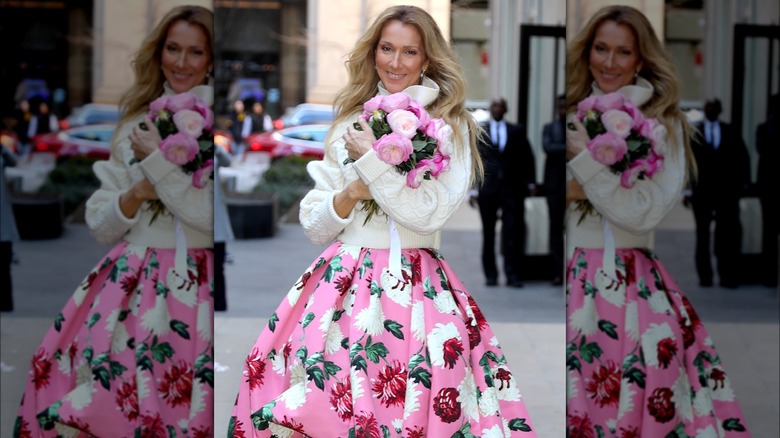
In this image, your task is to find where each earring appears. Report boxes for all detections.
[420,68,426,80]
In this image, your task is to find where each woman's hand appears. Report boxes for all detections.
[343,118,375,161]
[119,179,159,219]
[566,117,589,160]
[566,178,587,208]
[129,116,163,161]
[333,178,373,219]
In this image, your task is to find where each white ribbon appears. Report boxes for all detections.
[388,217,403,280]
[602,218,617,281]
[174,218,188,276]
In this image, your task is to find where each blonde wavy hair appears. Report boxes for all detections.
[567,5,696,180]
[332,5,483,183]
[117,5,213,128]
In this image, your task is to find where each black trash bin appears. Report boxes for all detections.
[11,194,64,240]
[226,195,278,239]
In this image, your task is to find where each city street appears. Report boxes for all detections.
[1,202,777,437]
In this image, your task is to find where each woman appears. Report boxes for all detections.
[229,5,536,437]
[15,6,215,437]
[565,6,750,436]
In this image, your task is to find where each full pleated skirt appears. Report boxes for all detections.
[566,247,750,437]
[229,242,536,438]
[15,242,214,438]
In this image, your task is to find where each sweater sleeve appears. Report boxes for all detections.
[85,133,141,245]
[353,119,471,234]
[138,148,213,234]
[298,131,353,245]
[568,121,686,234]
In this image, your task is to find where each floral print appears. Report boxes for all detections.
[230,243,535,437]
[15,242,214,437]
[566,248,750,437]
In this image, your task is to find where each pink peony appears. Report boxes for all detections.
[424,118,454,156]
[362,95,384,120]
[149,96,170,118]
[380,92,411,113]
[644,152,664,178]
[577,95,598,114]
[193,100,214,131]
[594,92,625,112]
[407,99,430,128]
[407,159,433,189]
[650,123,668,156]
[192,159,213,189]
[620,159,652,188]
[638,118,657,139]
[159,132,199,165]
[386,109,419,139]
[621,100,645,129]
[428,152,450,178]
[373,132,413,166]
[601,109,633,138]
[172,109,206,139]
[587,132,627,166]
[166,92,198,112]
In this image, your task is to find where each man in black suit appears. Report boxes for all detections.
[684,98,750,288]
[469,98,536,287]
[542,95,567,286]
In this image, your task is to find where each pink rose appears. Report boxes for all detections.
[594,93,625,112]
[600,109,633,138]
[587,132,627,166]
[577,96,598,113]
[650,122,668,156]
[638,118,657,139]
[373,132,413,166]
[149,96,170,119]
[621,100,645,129]
[193,100,214,131]
[173,109,206,139]
[406,161,433,189]
[644,152,664,178]
[166,92,198,112]
[380,93,411,113]
[407,99,430,129]
[159,132,199,165]
[429,152,450,178]
[192,159,213,189]
[424,118,454,156]
[620,159,652,188]
[362,95,384,120]
[386,109,420,139]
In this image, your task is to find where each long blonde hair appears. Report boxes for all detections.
[567,5,696,180]
[333,5,483,183]
[117,5,213,127]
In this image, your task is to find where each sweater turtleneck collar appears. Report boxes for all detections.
[162,78,214,106]
[377,76,440,107]
[591,76,653,107]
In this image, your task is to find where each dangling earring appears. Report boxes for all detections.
[420,68,426,81]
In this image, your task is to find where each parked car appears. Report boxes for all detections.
[31,124,115,160]
[60,103,121,130]
[245,124,328,160]
[273,103,334,130]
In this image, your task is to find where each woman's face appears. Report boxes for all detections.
[374,20,427,94]
[161,20,211,94]
[588,20,641,93]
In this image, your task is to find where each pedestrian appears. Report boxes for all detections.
[469,98,537,288]
[542,94,567,286]
[756,93,779,288]
[1,144,20,312]
[228,5,536,437]
[248,99,273,134]
[14,6,215,436]
[228,98,248,155]
[214,144,234,311]
[565,5,749,436]
[12,99,32,155]
[683,98,750,288]
[27,100,59,139]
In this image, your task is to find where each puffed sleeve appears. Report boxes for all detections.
[85,127,141,245]
[568,121,686,234]
[138,148,213,234]
[353,119,471,234]
[298,128,353,245]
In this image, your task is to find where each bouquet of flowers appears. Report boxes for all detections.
[344,92,454,224]
[134,92,215,223]
[568,92,666,221]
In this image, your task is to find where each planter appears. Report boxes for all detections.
[11,194,64,240]
[226,194,278,239]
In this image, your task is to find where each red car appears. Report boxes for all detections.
[31,124,115,160]
[244,124,329,160]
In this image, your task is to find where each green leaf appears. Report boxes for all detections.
[508,418,532,432]
[194,353,210,370]
[723,418,746,432]
[384,320,405,340]
[365,341,389,363]
[351,355,367,373]
[409,367,432,389]
[408,353,425,371]
[166,425,177,438]
[109,360,128,378]
[622,354,639,370]
[170,320,190,340]
[82,346,94,364]
[624,367,646,389]
[598,320,619,340]
[195,367,214,386]
[301,312,315,329]
[579,341,603,364]
[307,365,325,390]
[54,313,64,332]
[87,312,101,329]
[637,277,651,299]
[93,366,111,390]
[268,313,279,332]
[596,424,605,438]
[423,277,437,299]
[332,309,345,322]
[341,337,350,350]
[151,342,174,363]
[323,360,342,378]
[304,352,324,367]
[567,355,582,372]
[296,346,308,362]
[91,352,109,367]
[137,355,153,371]
[349,342,363,358]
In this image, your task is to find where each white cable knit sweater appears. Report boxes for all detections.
[299,77,472,249]
[85,83,214,249]
[566,77,686,257]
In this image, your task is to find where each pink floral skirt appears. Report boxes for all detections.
[566,247,750,437]
[15,242,214,438]
[229,242,536,437]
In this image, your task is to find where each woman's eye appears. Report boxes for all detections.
[406,50,417,56]
[167,45,179,52]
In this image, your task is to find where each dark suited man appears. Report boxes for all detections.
[469,98,536,287]
[684,98,750,288]
[542,95,567,286]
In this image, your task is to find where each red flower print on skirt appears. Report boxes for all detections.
[158,360,194,408]
[244,348,267,390]
[647,387,675,423]
[371,360,407,407]
[330,377,353,421]
[433,387,462,423]
[585,361,621,408]
[116,378,140,421]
